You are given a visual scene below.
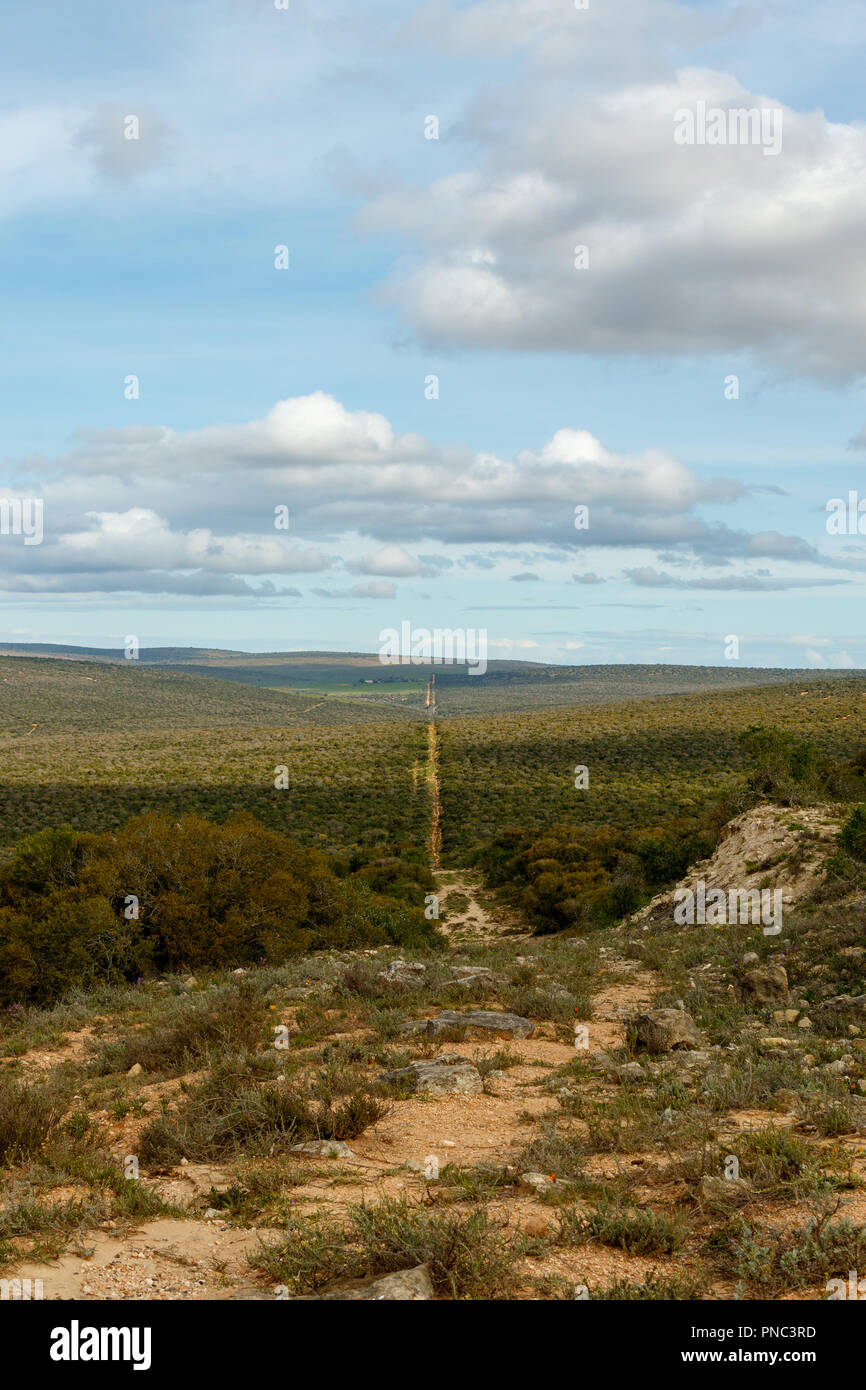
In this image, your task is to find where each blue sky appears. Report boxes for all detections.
[1,0,865,668]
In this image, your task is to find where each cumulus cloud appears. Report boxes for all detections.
[346,544,437,577]
[0,390,853,600]
[361,4,866,380]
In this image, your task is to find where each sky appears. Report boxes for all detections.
[1,0,865,668]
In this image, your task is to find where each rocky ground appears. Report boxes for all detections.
[2,807,866,1301]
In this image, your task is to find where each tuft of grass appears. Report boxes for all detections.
[709,1210,866,1295]
[559,1198,689,1255]
[137,1054,387,1164]
[92,983,267,1075]
[588,1271,707,1300]
[255,1197,521,1299]
[0,1074,68,1164]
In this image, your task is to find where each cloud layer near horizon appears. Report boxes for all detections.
[0,391,854,599]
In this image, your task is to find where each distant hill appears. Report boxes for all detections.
[0,654,418,737]
[0,643,862,717]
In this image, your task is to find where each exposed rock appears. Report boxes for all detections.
[518,1171,559,1195]
[742,952,759,965]
[291,1265,435,1301]
[376,959,428,988]
[677,1051,712,1068]
[149,1163,234,1208]
[813,993,866,1017]
[589,1049,616,1069]
[521,1213,555,1238]
[757,1036,796,1051]
[211,1288,273,1301]
[126,1062,143,1077]
[290,1140,355,1158]
[823,1056,856,1076]
[740,965,788,1006]
[631,1008,702,1054]
[378,1052,483,1095]
[616,1062,645,1083]
[284,982,329,1001]
[400,1010,535,1040]
[450,966,508,987]
[846,1099,866,1133]
[773,1089,800,1112]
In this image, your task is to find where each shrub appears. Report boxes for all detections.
[0,813,437,1005]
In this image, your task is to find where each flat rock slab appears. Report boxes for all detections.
[814,994,866,1016]
[518,1171,561,1196]
[378,1052,483,1095]
[290,1140,355,1158]
[450,966,509,986]
[292,1264,434,1301]
[400,1010,535,1040]
[147,1164,235,1209]
[376,960,429,987]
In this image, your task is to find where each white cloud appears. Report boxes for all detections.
[361,28,866,379]
[0,391,855,600]
[347,544,433,577]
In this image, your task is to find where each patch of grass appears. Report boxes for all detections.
[560,1198,690,1255]
[732,1127,854,1199]
[515,1120,585,1181]
[437,1163,515,1202]
[588,1271,707,1300]
[498,985,576,1022]
[472,1047,521,1079]
[710,1209,866,1295]
[255,1197,521,1298]
[92,984,268,1076]
[0,1074,68,1164]
[137,1054,387,1164]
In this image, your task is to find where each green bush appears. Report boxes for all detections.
[838,803,866,862]
[0,813,437,1006]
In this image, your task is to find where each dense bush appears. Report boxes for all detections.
[473,814,722,935]
[474,729,866,935]
[740,726,866,806]
[0,813,437,1005]
[838,802,866,862]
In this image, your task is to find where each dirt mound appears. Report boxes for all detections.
[631,803,842,926]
